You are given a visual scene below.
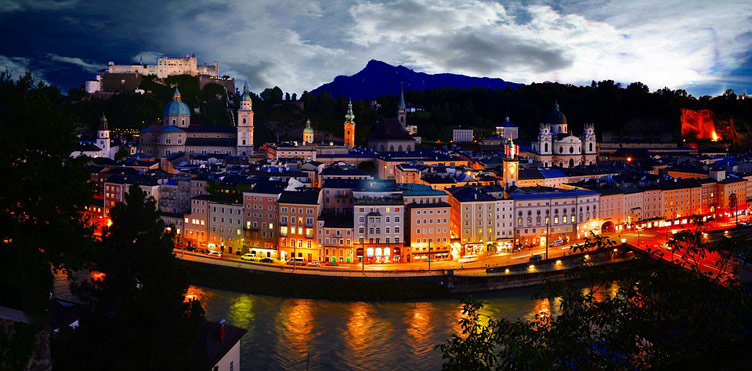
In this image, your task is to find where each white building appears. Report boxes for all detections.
[452,127,474,143]
[495,117,519,140]
[107,55,219,79]
[531,103,597,167]
[353,192,405,263]
[509,187,600,246]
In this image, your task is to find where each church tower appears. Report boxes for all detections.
[97,113,110,158]
[502,138,518,191]
[303,118,314,145]
[397,82,406,129]
[581,122,597,165]
[237,83,254,156]
[344,99,356,148]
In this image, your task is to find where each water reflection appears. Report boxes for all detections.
[227,294,255,328]
[406,302,434,358]
[344,302,374,353]
[182,285,620,370]
[277,299,316,356]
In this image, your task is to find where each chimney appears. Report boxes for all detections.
[218,318,226,343]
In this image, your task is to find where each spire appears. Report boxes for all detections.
[305,118,312,130]
[99,112,108,131]
[172,87,181,102]
[345,99,355,124]
[241,81,252,102]
[553,99,559,111]
[398,82,406,108]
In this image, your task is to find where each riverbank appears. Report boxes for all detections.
[181,246,639,300]
[181,260,452,301]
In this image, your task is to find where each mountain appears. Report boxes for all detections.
[311,60,520,100]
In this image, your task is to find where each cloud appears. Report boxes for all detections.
[0,0,78,13]
[1,0,750,96]
[347,0,752,93]
[132,51,163,65]
[47,54,103,72]
[0,55,46,82]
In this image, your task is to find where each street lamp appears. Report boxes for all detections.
[361,239,365,273]
[428,240,431,271]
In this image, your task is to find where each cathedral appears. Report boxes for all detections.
[139,85,254,158]
[531,103,596,168]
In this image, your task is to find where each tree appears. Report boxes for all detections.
[114,146,130,161]
[260,86,284,104]
[53,185,206,370]
[0,72,94,299]
[439,229,752,369]
[285,92,291,101]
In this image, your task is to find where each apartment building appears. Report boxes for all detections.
[278,189,323,262]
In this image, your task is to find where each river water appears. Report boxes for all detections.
[54,272,615,370]
[187,285,571,371]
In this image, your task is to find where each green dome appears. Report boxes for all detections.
[304,118,314,134]
[164,88,190,117]
[241,82,252,102]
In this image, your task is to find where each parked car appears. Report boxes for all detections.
[550,239,564,247]
[184,246,197,252]
[241,253,255,261]
[259,258,274,263]
[529,254,542,262]
[307,261,321,267]
[286,258,307,266]
[207,251,222,258]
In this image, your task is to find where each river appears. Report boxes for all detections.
[54,271,616,370]
[187,285,574,371]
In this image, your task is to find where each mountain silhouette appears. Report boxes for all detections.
[311,59,520,100]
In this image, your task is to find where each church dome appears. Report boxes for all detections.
[303,119,314,134]
[545,102,567,125]
[164,88,191,117]
[241,82,252,102]
[164,101,191,116]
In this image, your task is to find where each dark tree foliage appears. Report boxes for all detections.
[54,185,206,370]
[260,86,284,104]
[439,226,752,369]
[303,81,751,143]
[0,72,94,298]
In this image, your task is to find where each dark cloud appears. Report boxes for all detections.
[415,32,572,75]
[224,60,275,91]
[0,0,749,96]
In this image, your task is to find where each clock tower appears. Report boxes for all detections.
[503,138,518,191]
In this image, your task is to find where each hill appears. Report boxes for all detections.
[311,59,520,100]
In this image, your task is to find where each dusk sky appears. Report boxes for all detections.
[1,0,751,96]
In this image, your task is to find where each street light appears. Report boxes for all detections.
[361,239,365,273]
[428,240,431,272]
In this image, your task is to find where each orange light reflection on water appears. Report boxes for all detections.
[345,302,375,353]
[278,299,315,352]
[406,302,434,356]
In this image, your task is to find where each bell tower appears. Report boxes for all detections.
[237,82,254,156]
[397,82,406,129]
[503,138,518,191]
[344,99,356,148]
[303,118,314,145]
[97,113,110,158]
